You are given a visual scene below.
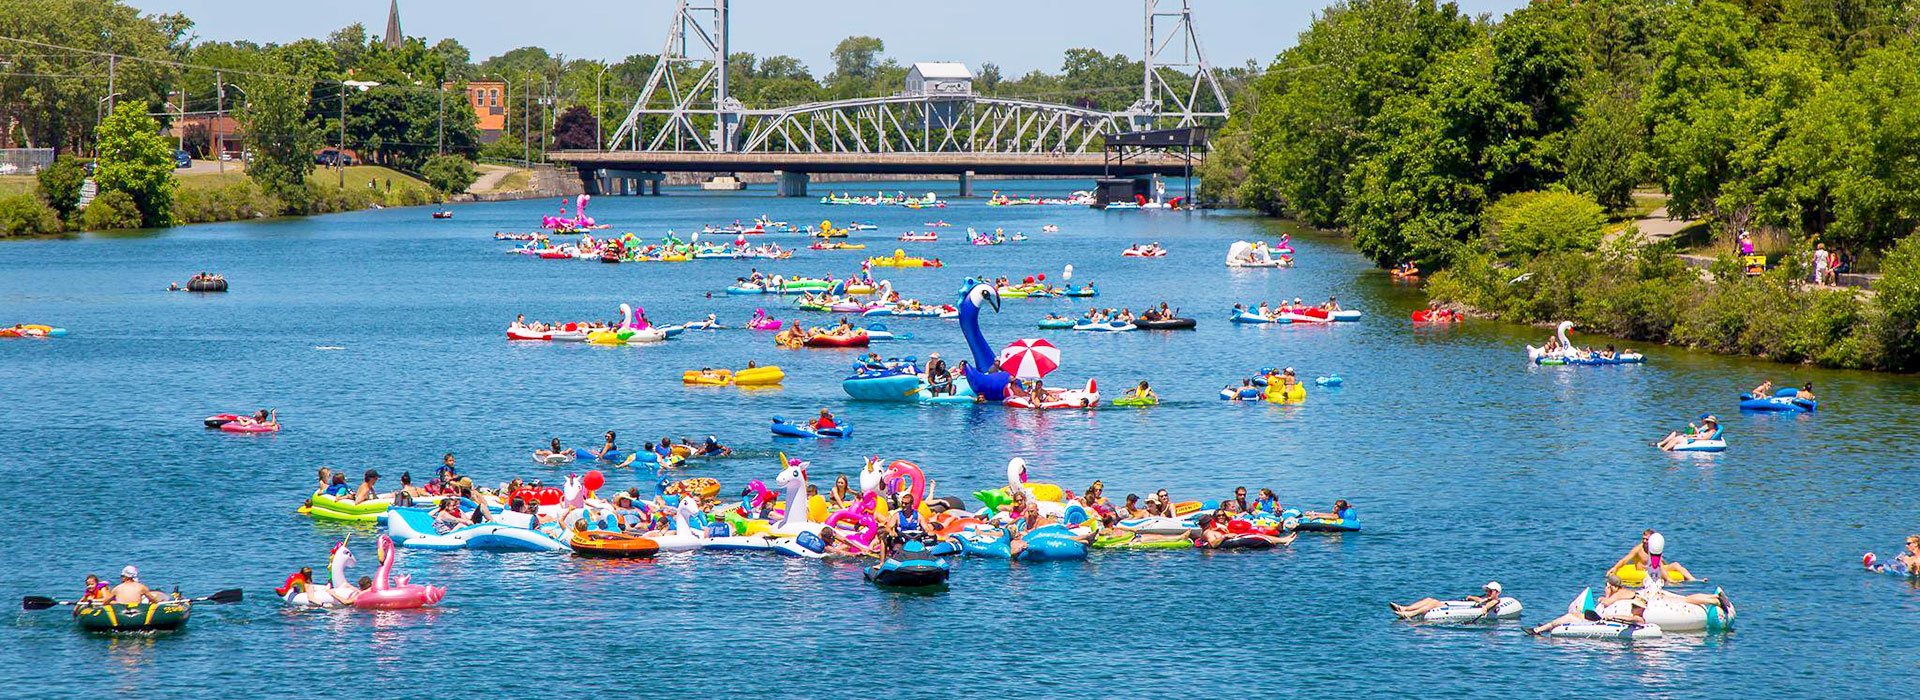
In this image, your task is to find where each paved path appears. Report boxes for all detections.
[466,164,519,195]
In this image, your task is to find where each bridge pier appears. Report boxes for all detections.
[957,170,974,198]
[588,168,664,196]
[775,170,809,197]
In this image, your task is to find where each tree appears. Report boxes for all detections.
[0,0,192,152]
[551,106,597,150]
[830,36,885,82]
[93,101,176,227]
[242,65,320,210]
[182,122,211,159]
[419,154,477,194]
[35,154,87,219]
[1564,91,1646,210]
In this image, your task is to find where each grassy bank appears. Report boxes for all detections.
[2,165,441,236]
[1427,237,1920,372]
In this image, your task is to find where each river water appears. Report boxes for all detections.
[2,180,1916,698]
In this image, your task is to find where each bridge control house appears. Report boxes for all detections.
[904,62,973,97]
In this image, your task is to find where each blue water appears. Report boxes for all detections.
[3,180,1918,698]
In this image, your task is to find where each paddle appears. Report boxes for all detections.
[23,588,243,611]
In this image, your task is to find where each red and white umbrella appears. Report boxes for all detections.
[998,338,1060,380]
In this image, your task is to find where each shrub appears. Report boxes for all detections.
[1485,190,1607,258]
[0,192,62,236]
[77,190,145,231]
[174,182,285,224]
[36,155,87,218]
[1871,235,1920,370]
[419,154,478,195]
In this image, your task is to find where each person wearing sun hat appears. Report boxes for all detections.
[1656,414,1719,451]
[1390,581,1506,619]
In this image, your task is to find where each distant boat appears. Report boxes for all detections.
[432,210,454,219]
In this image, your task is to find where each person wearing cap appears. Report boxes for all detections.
[1324,296,1341,311]
[694,435,731,457]
[1391,582,1506,619]
[924,352,950,396]
[109,566,168,605]
[348,469,381,504]
[1656,415,1720,451]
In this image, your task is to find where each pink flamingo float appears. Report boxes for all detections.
[352,534,447,610]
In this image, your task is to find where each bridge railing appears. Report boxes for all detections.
[730,95,1140,155]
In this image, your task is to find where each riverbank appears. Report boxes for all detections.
[1424,236,1920,372]
[1,165,444,237]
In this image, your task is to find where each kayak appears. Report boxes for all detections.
[74,600,193,633]
[570,530,661,558]
[1134,317,1196,330]
[770,417,850,439]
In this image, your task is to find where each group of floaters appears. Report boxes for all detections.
[1219,367,1340,403]
[1230,298,1364,324]
[1651,379,1820,453]
[1224,239,1293,268]
[285,452,1362,591]
[1121,242,1167,258]
[1391,530,1736,639]
[1528,322,1644,365]
[505,308,726,344]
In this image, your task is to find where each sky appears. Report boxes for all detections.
[129,0,1531,76]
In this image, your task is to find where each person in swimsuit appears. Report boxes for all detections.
[109,566,168,605]
[1611,529,1701,582]
[810,409,838,431]
[349,470,381,505]
[1121,494,1146,519]
[1863,535,1920,574]
[828,475,854,509]
[323,473,352,498]
[1655,416,1719,451]
[1392,582,1504,619]
[1303,499,1353,522]
[1526,583,1644,636]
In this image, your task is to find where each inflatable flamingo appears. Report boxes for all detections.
[748,309,782,331]
[352,534,446,610]
[740,479,783,518]
[825,491,882,546]
[882,460,927,504]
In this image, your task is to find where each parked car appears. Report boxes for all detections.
[173,150,191,169]
[314,150,356,167]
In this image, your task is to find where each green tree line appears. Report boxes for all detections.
[1205,0,1920,271]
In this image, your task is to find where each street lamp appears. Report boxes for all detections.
[596,63,612,151]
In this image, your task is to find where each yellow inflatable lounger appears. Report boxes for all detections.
[683,369,733,385]
[1610,563,1688,588]
[731,366,785,386]
[1264,383,1306,403]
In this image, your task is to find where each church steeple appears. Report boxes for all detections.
[383,0,403,49]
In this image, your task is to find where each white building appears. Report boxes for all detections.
[905,62,973,98]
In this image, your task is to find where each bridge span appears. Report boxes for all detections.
[546,151,1198,197]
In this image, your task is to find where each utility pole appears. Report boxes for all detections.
[523,80,530,168]
[338,81,347,187]
[107,55,116,113]
[216,70,224,174]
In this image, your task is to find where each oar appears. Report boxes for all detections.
[23,588,242,611]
